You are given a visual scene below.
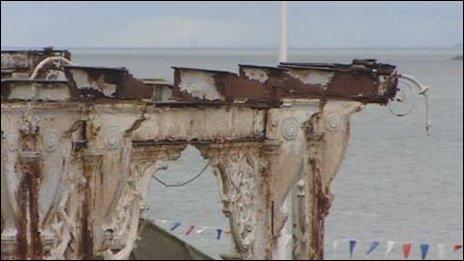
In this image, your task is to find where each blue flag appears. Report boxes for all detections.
[420,244,430,260]
[366,241,380,255]
[170,222,181,231]
[349,240,357,258]
[216,229,223,240]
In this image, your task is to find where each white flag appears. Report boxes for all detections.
[333,240,340,258]
[196,228,206,234]
[437,243,446,260]
[386,241,395,258]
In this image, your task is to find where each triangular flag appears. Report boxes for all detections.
[420,244,430,260]
[333,240,340,258]
[349,240,357,258]
[454,244,463,251]
[195,228,206,234]
[437,244,446,260]
[216,228,223,240]
[170,222,181,231]
[386,241,395,258]
[366,241,380,255]
[403,243,412,259]
[185,225,195,236]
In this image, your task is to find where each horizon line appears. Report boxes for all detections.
[1,45,462,50]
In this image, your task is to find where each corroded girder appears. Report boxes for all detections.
[173,60,397,105]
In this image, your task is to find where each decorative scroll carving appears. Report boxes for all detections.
[198,143,264,260]
[1,132,18,260]
[100,143,185,260]
[103,126,123,150]
[292,179,309,260]
[281,117,300,141]
[42,138,82,260]
[325,113,341,133]
[42,129,62,152]
[5,132,18,152]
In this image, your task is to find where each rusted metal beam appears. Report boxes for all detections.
[173,59,398,105]
[63,66,153,100]
[2,50,399,106]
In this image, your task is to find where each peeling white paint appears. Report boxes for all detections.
[242,68,269,83]
[286,69,335,89]
[178,70,223,100]
[5,82,70,101]
[72,70,117,97]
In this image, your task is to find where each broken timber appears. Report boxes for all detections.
[2,49,400,260]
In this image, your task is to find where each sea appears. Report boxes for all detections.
[70,47,463,260]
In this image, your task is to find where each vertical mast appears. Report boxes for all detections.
[276,5,292,260]
[279,1,288,63]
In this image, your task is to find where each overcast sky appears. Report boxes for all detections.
[1,1,462,48]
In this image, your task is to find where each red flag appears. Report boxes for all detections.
[403,243,412,259]
[454,244,463,251]
[185,225,195,236]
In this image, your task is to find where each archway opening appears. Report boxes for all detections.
[144,145,233,259]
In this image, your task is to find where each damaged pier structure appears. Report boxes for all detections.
[2,49,410,260]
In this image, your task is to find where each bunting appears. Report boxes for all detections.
[216,229,223,240]
[332,240,340,258]
[386,241,395,258]
[420,243,429,260]
[455,244,463,252]
[437,243,446,260]
[403,242,412,259]
[184,225,195,236]
[170,222,181,231]
[196,228,206,235]
[366,241,380,255]
[349,240,357,258]
[147,218,230,240]
[329,239,462,259]
[147,217,463,259]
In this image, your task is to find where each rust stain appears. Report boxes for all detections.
[15,162,28,260]
[308,157,327,260]
[15,154,44,259]
[27,158,43,260]
[64,66,153,100]
[81,157,95,260]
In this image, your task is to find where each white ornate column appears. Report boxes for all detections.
[301,100,364,259]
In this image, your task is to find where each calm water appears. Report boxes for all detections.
[72,48,463,260]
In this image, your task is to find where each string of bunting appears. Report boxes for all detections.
[146,218,231,240]
[143,217,463,259]
[333,239,463,260]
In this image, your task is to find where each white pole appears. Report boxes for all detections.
[275,9,292,260]
[279,1,288,63]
